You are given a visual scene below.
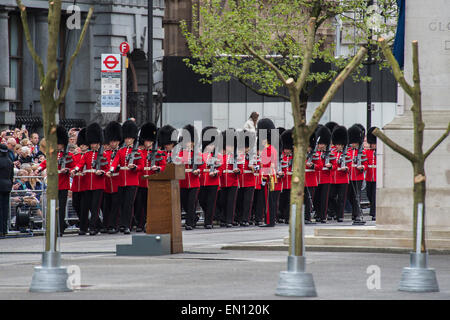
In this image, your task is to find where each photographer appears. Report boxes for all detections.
[0,144,14,237]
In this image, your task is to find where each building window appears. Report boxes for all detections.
[9,13,23,111]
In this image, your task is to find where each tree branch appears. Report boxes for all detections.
[237,78,290,101]
[308,46,367,135]
[243,43,288,85]
[57,7,94,106]
[378,37,414,97]
[16,0,45,82]
[373,128,417,163]
[424,122,450,159]
[295,17,317,92]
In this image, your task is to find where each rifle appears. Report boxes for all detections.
[322,144,331,170]
[354,141,364,168]
[307,136,320,164]
[149,140,163,168]
[92,145,108,171]
[58,144,72,170]
[126,139,141,166]
[206,153,220,175]
[338,145,349,170]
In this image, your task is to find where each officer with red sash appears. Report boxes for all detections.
[279,129,293,224]
[134,122,167,232]
[103,121,122,234]
[38,125,75,236]
[198,126,221,229]
[107,120,144,234]
[330,126,350,222]
[365,127,377,221]
[72,123,109,235]
[347,124,367,225]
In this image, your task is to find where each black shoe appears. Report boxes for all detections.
[352,217,366,225]
[204,225,213,229]
[119,226,125,232]
[337,218,344,222]
[259,224,275,227]
[305,220,316,225]
[99,228,107,234]
[277,219,285,224]
[372,216,376,221]
[284,220,289,224]
[254,221,262,226]
[226,224,233,228]
[78,230,87,235]
[327,216,333,221]
[123,228,131,234]
[185,225,193,230]
[108,228,118,234]
[59,233,64,237]
[220,223,227,227]
[240,222,249,227]
[136,227,144,232]
[232,222,239,226]
[320,220,327,224]
[89,230,98,235]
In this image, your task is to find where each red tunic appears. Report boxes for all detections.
[305,152,322,187]
[238,154,256,188]
[200,152,221,187]
[333,149,350,184]
[365,148,376,182]
[138,148,167,188]
[178,150,201,189]
[39,151,75,190]
[74,150,109,191]
[281,152,293,190]
[347,148,368,181]
[104,149,121,193]
[110,146,145,187]
[71,153,85,193]
[219,153,242,188]
[316,150,337,184]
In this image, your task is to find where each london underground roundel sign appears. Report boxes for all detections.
[101,54,121,73]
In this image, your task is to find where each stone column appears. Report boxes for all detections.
[377,0,450,231]
[0,8,16,128]
[32,12,49,115]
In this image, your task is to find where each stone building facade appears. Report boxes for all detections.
[0,0,164,130]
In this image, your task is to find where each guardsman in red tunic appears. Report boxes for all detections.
[347,124,367,225]
[330,126,350,222]
[251,149,264,225]
[279,129,293,224]
[325,122,338,219]
[102,121,122,234]
[257,119,279,227]
[107,120,144,234]
[134,122,166,232]
[198,126,221,229]
[218,129,242,228]
[178,124,202,230]
[37,125,75,236]
[71,128,88,232]
[365,127,377,221]
[235,130,257,226]
[72,123,109,235]
[305,129,322,224]
[313,126,337,223]
[157,125,178,163]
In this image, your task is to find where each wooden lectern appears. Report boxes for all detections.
[144,163,184,253]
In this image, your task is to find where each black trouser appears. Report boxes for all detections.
[279,189,290,221]
[215,189,225,223]
[134,187,148,229]
[348,180,363,219]
[236,187,255,223]
[304,186,316,221]
[219,186,238,225]
[263,185,278,226]
[80,189,103,232]
[103,192,121,229]
[253,188,265,223]
[366,181,376,217]
[180,187,199,227]
[119,186,138,229]
[315,183,330,221]
[329,184,348,220]
[327,187,338,218]
[0,192,10,235]
[58,189,68,234]
[72,191,83,222]
[198,185,218,226]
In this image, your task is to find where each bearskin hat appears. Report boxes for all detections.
[281,129,293,150]
[316,125,331,146]
[367,126,378,144]
[221,128,237,150]
[56,125,68,146]
[325,121,339,134]
[201,126,220,152]
[257,118,276,145]
[181,124,197,144]
[86,122,104,145]
[277,127,286,137]
[355,123,366,139]
[241,130,256,149]
[122,120,138,140]
[309,125,322,149]
[332,126,348,146]
[348,124,363,144]
[158,125,177,147]
[104,121,123,144]
[139,122,157,144]
[76,128,88,147]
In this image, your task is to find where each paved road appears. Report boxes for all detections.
[0,222,448,300]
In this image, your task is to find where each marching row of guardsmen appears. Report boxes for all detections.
[38,117,376,236]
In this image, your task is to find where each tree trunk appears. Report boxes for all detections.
[413,161,426,253]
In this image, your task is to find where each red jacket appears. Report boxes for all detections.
[138,148,167,188]
[281,152,293,190]
[39,151,75,190]
[219,153,242,188]
[200,152,221,187]
[333,149,350,184]
[74,149,109,191]
[110,146,145,187]
[178,150,201,189]
[305,151,322,187]
[316,150,337,184]
[104,148,121,193]
[347,147,367,181]
[71,152,86,193]
[365,148,376,182]
[239,153,256,188]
